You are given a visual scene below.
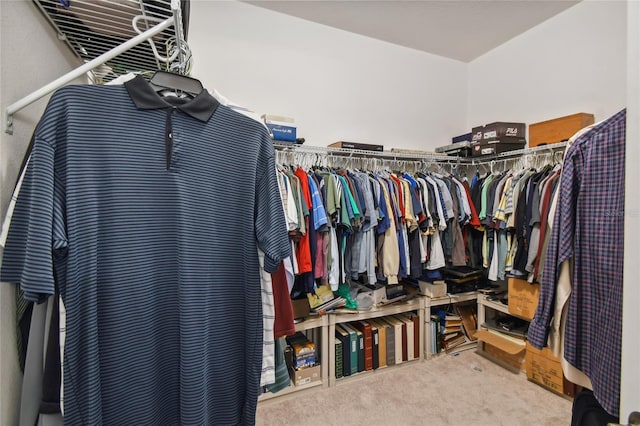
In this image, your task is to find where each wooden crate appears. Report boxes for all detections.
[529,113,595,147]
[508,277,540,321]
[476,329,526,372]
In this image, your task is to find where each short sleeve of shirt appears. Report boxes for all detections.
[1,137,68,302]
[254,140,292,273]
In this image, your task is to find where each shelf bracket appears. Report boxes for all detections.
[5,16,174,135]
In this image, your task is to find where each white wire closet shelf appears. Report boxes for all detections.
[6,0,189,134]
[33,0,190,82]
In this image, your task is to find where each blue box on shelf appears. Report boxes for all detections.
[452,132,472,144]
[266,122,297,142]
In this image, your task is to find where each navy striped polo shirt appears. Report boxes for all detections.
[1,76,291,425]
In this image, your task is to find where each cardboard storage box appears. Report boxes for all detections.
[508,277,540,320]
[289,364,321,386]
[476,329,526,372]
[291,298,310,320]
[286,332,317,369]
[526,343,564,395]
[529,113,595,147]
[418,280,447,298]
[365,282,387,305]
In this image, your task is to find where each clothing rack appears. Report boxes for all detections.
[5,0,187,135]
[273,140,568,171]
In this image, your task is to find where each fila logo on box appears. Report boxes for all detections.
[506,127,519,136]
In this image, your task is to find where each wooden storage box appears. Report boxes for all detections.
[529,113,595,147]
[476,329,526,372]
[525,343,564,395]
[508,277,539,320]
[525,343,578,398]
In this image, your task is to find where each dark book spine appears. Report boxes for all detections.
[357,332,365,372]
[372,329,379,369]
[335,339,343,379]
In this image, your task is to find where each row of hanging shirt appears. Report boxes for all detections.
[274,161,481,296]
[468,161,562,283]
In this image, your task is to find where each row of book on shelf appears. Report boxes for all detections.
[429,303,478,354]
[334,312,420,379]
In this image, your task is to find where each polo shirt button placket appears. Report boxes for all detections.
[165,107,178,171]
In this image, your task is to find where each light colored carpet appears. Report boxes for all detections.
[256,349,572,426]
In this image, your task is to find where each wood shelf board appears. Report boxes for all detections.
[427,291,478,307]
[294,316,327,332]
[330,298,422,324]
[258,379,324,402]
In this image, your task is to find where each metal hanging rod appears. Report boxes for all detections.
[273,141,568,166]
[273,142,456,162]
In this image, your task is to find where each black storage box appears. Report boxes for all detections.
[482,122,526,140]
[435,141,472,157]
[471,122,527,144]
[471,138,526,157]
[328,141,384,152]
[471,126,484,142]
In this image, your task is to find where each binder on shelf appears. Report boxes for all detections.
[340,323,360,374]
[369,319,387,368]
[401,312,421,359]
[334,338,343,379]
[352,321,374,371]
[371,322,380,370]
[433,315,443,353]
[430,317,438,355]
[355,328,365,373]
[394,315,413,360]
[391,316,408,362]
[376,318,395,366]
[335,325,352,377]
[380,317,403,365]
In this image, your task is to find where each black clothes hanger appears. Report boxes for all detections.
[149,70,203,98]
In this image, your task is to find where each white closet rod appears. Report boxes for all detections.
[274,141,567,165]
[5,15,174,135]
[273,142,455,162]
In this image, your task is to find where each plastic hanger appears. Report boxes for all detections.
[149,70,203,98]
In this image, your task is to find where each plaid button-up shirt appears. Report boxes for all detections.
[529,109,626,416]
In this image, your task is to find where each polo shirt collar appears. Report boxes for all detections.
[125,75,219,122]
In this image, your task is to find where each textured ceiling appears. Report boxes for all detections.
[244,0,581,62]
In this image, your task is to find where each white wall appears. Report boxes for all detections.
[188,1,468,151]
[0,1,81,425]
[468,0,627,130]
